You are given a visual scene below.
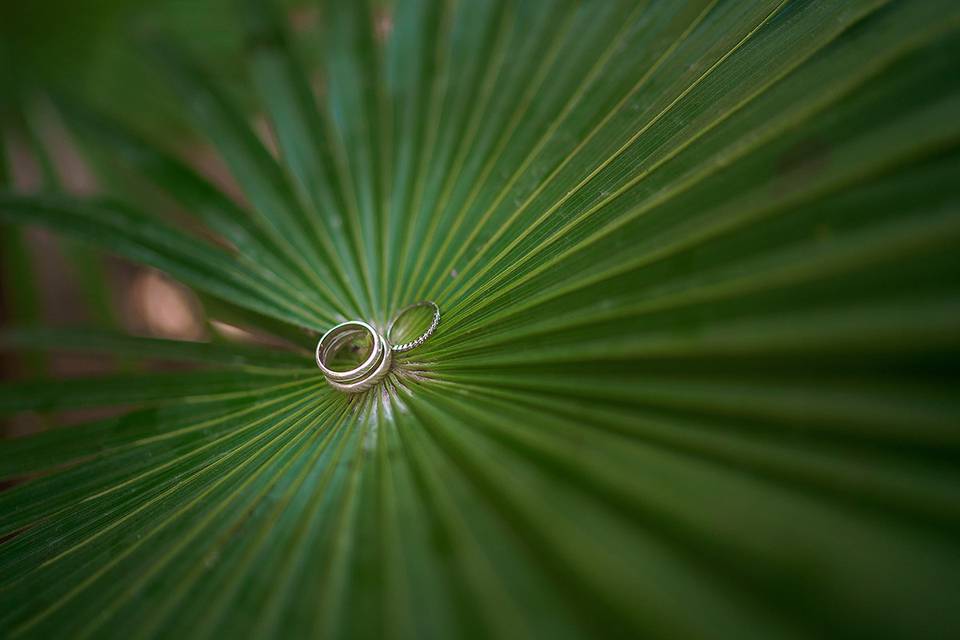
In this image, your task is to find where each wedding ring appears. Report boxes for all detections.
[315,320,391,392]
[315,304,438,392]
[315,321,381,382]
[325,333,392,393]
[387,301,440,353]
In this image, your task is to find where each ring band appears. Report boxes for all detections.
[387,301,440,353]
[324,332,392,393]
[315,321,382,383]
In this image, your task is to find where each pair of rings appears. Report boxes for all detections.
[315,301,439,393]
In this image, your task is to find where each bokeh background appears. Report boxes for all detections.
[1,0,320,438]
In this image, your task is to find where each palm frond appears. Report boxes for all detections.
[1,0,959,638]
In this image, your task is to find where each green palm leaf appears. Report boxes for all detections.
[2,0,959,637]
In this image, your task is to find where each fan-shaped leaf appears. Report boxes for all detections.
[1,0,959,638]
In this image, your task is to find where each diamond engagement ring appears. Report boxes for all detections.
[386,301,440,353]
